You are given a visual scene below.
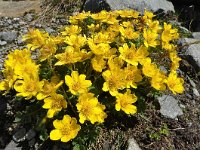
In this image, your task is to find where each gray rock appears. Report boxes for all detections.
[24,13,34,22]
[178,38,199,46]
[185,43,200,72]
[187,76,196,88]
[25,129,36,140]
[192,32,200,39]
[0,31,18,43]
[5,140,22,150]
[84,0,174,13]
[158,95,183,119]
[127,138,142,150]
[45,27,55,34]
[159,66,168,74]
[193,88,200,97]
[0,40,7,46]
[17,37,24,45]
[13,128,26,143]
[179,38,200,72]
[28,138,35,147]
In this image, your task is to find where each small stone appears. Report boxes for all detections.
[0,40,7,46]
[24,13,34,22]
[187,76,196,88]
[13,128,26,143]
[5,140,21,150]
[193,88,200,97]
[127,138,142,150]
[179,104,186,109]
[158,95,183,119]
[35,24,42,28]
[28,138,36,147]
[187,94,192,99]
[25,129,36,140]
[0,31,18,43]
[7,19,12,24]
[45,27,55,34]
[13,18,20,21]
[192,32,200,39]
[17,37,24,45]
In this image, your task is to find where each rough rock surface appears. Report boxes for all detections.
[192,32,200,39]
[158,95,183,119]
[4,140,21,150]
[127,138,142,150]
[0,31,18,43]
[84,0,175,13]
[179,38,200,72]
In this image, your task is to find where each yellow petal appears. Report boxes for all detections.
[61,135,71,142]
[115,103,121,111]
[62,115,71,124]
[47,109,56,118]
[50,129,62,140]
[79,113,86,124]
[53,120,63,129]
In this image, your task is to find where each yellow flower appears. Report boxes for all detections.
[107,56,124,71]
[91,56,106,72]
[117,9,139,18]
[124,64,142,88]
[0,80,10,92]
[64,35,87,48]
[76,93,107,124]
[91,10,109,20]
[119,43,149,66]
[22,29,49,51]
[65,71,92,95]
[50,115,81,142]
[142,58,158,77]
[142,10,155,25]
[151,71,166,91]
[43,93,67,118]
[101,13,119,25]
[55,46,82,66]
[2,49,32,88]
[14,61,39,80]
[90,32,110,44]
[161,23,179,50]
[4,49,31,71]
[88,41,115,56]
[14,75,44,100]
[102,69,126,96]
[78,49,92,62]
[148,21,161,33]
[119,27,139,40]
[37,78,63,100]
[115,89,137,115]
[166,71,184,94]
[39,38,57,61]
[70,12,90,23]
[143,28,159,48]
[169,51,181,71]
[61,25,82,36]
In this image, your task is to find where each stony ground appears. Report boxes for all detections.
[0,0,200,150]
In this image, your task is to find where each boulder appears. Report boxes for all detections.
[83,0,175,13]
[158,95,183,119]
[179,38,200,72]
